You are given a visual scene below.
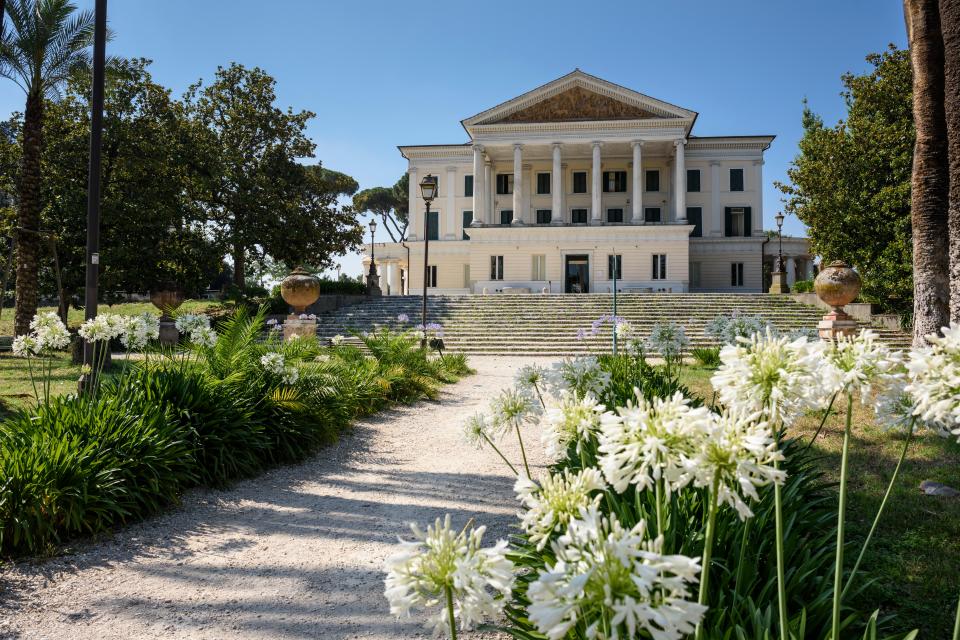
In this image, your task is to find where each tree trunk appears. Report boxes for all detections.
[13,90,44,337]
[905,0,951,344]
[941,0,960,322]
[232,242,246,288]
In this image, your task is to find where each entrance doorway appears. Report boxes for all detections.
[565,255,589,293]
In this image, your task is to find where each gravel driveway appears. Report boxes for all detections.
[0,356,555,640]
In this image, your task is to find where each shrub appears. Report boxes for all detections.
[692,345,722,368]
[705,311,771,345]
[793,279,814,293]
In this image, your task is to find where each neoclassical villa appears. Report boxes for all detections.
[364,70,813,295]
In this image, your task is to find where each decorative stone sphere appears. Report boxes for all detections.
[814,260,861,311]
[280,266,321,314]
[150,288,184,320]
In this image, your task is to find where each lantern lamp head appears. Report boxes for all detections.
[369,219,377,234]
[419,174,438,202]
[775,212,785,229]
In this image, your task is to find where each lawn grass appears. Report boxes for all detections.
[0,299,219,336]
[680,363,960,638]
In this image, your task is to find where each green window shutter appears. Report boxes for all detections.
[743,207,752,237]
[724,207,733,237]
[687,207,702,237]
[465,175,473,197]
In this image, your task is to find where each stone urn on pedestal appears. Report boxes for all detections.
[814,260,861,339]
[150,287,184,345]
[280,266,321,341]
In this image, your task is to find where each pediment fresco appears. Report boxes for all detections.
[487,86,660,124]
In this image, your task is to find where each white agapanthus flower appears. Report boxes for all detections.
[190,325,218,348]
[711,328,831,426]
[683,409,785,520]
[383,515,514,635]
[545,357,612,400]
[645,321,690,361]
[598,391,713,494]
[331,334,345,346]
[527,505,706,640]
[514,364,546,394]
[905,322,960,441]
[12,335,40,357]
[78,313,124,342]
[118,312,160,350]
[541,392,607,459]
[824,329,900,399]
[174,313,210,335]
[281,366,299,385]
[490,387,541,433]
[463,413,492,448]
[514,468,606,550]
[872,371,923,434]
[29,312,71,351]
[260,352,286,375]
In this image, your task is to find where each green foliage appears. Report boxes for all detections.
[353,173,410,242]
[692,346,722,368]
[594,352,693,408]
[776,46,913,314]
[793,279,815,293]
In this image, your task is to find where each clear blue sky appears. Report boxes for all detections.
[1,0,908,278]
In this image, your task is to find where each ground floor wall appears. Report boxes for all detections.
[688,238,766,293]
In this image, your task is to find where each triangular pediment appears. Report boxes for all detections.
[463,69,696,129]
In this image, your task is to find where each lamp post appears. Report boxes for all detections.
[775,212,785,273]
[419,174,438,348]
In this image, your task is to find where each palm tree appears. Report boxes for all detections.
[0,0,94,336]
[904,0,950,344]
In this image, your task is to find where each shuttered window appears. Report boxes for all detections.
[730,168,744,192]
[608,254,622,280]
[603,171,627,193]
[571,208,588,223]
[724,207,752,237]
[645,170,660,192]
[536,209,552,224]
[731,262,745,287]
[462,210,473,240]
[687,169,701,192]
[537,173,551,194]
[496,174,513,194]
[464,175,473,197]
[427,211,439,240]
[572,171,587,193]
[607,208,624,223]
[652,254,667,280]
[687,207,702,237]
[500,210,513,225]
[644,207,661,223]
[532,255,546,280]
[490,255,504,280]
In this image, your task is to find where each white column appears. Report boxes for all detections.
[551,143,563,225]
[753,159,765,234]
[806,260,816,280]
[522,164,532,223]
[512,143,524,225]
[591,141,602,222]
[484,159,493,224]
[388,262,401,295]
[631,141,643,224]
[378,262,387,292]
[472,145,484,224]
[786,257,796,286]
[407,166,418,241]
[710,160,721,236]
[445,165,456,239]
[674,139,687,222]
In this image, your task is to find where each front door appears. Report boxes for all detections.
[565,255,590,293]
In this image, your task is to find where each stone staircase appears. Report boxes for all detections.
[313,294,913,356]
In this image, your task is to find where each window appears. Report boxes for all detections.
[500,209,513,225]
[427,210,439,240]
[536,209,552,224]
[731,262,745,287]
[645,169,660,192]
[603,171,627,193]
[690,262,701,288]
[427,265,438,287]
[730,168,744,192]
[571,208,588,224]
[532,254,546,280]
[644,207,661,223]
[608,254,622,280]
[496,174,514,195]
[536,172,551,195]
[462,210,473,240]
[572,171,587,194]
[687,169,700,192]
[490,255,504,280]
[652,254,667,280]
[687,207,702,237]
[724,207,752,237]
[464,175,473,197]
[607,208,624,223]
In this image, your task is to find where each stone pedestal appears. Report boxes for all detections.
[159,320,179,346]
[283,316,317,341]
[818,309,858,339]
[768,271,790,294]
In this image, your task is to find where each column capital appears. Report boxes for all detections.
[591,140,603,148]
[631,140,645,149]
[522,163,533,170]
[753,159,764,166]
[409,166,418,175]
[472,143,484,152]
[674,138,687,148]
[484,158,492,166]
[513,142,523,151]
[445,165,457,172]
[709,159,721,166]
[552,142,563,150]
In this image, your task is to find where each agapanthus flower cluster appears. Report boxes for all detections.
[416,322,444,338]
[645,321,690,361]
[260,351,299,385]
[712,328,830,426]
[118,313,160,350]
[906,322,960,441]
[490,387,541,430]
[383,515,514,635]
[175,313,217,347]
[28,312,72,351]
[824,329,899,399]
[576,314,626,341]
[545,357,611,400]
[541,392,606,458]
[514,364,546,392]
[11,335,40,357]
[330,334,345,346]
[397,313,410,323]
[705,312,771,346]
[515,468,606,550]
[527,506,706,640]
[598,391,713,494]
[78,313,125,343]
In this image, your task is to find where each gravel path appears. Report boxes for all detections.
[0,356,556,640]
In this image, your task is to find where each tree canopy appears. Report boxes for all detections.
[353,173,409,242]
[777,46,914,315]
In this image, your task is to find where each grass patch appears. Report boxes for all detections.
[679,364,960,638]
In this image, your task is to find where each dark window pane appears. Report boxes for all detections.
[500,210,513,225]
[537,173,551,194]
[644,207,661,223]
[730,168,744,192]
[427,211,439,240]
[687,207,702,237]
[536,209,552,224]
[607,208,623,223]
[572,208,588,223]
[603,171,627,193]
[462,210,473,240]
[573,172,587,193]
[465,175,473,197]
[645,170,660,192]
[608,254,622,280]
[687,169,700,192]
[497,174,514,195]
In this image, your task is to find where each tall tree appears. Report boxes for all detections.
[184,63,317,288]
[0,0,94,335]
[352,173,410,242]
[777,48,914,315]
[905,0,951,343]
[941,0,960,321]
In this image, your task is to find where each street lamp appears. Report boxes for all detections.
[775,212,785,273]
[419,174,438,347]
[367,218,378,287]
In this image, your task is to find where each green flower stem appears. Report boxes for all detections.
[24,354,39,406]
[655,477,664,538]
[733,515,753,603]
[514,421,531,478]
[803,392,838,453]
[445,584,457,640]
[841,418,915,600]
[695,477,720,640]
[532,381,546,410]
[952,589,960,640]
[773,457,789,640]
[481,433,518,475]
[831,393,854,640]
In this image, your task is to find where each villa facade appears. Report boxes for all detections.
[364,70,813,295]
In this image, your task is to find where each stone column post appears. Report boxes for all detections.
[631,141,643,224]
[407,166,418,240]
[472,145,484,224]
[445,165,456,239]
[786,256,796,286]
[710,160,721,236]
[512,144,524,225]
[551,143,563,225]
[674,139,687,222]
[484,159,493,224]
[388,262,401,295]
[753,159,765,234]
[591,141,602,222]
